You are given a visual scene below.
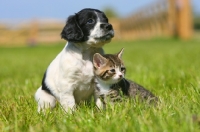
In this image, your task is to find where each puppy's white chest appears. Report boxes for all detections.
[77,59,94,86]
[72,59,94,103]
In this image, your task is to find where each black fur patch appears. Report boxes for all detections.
[41,71,53,95]
[61,14,84,42]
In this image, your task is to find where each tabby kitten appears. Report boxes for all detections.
[93,48,125,109]
[93,48,158,110]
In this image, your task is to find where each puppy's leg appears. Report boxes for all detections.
[59,93,76,113]
[35,87,56,112]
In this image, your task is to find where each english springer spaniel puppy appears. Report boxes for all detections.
[35,8,114,113]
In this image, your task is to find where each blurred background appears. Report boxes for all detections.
[0,0,199,46]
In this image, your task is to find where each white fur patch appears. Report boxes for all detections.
[35,87,56,112]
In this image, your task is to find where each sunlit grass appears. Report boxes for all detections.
[0,39,200,132]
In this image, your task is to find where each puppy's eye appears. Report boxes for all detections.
[110,69,115,73]
[87,18,94,24]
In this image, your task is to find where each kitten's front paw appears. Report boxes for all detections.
[96,97,106,110]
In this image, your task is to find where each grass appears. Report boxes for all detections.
[0,39,200,132]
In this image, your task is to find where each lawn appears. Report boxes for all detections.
[0,39,200,132]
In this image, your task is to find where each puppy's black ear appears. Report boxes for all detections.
[61,14,84,42]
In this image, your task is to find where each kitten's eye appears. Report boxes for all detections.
[121,67,126,71]
[110,69,115,73]
[87,18,95,24]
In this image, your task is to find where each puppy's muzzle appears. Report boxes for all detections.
[99,23,114,39]
[92,23,114,47]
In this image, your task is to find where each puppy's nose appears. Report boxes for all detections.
[100,23,113,30]
[105,24,113,30]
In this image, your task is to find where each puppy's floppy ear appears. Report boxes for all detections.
[61,14,84,42]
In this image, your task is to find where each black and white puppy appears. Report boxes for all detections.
[35,8,114,112]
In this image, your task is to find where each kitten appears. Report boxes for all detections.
[93,48,158,109]
[93,48,125,109]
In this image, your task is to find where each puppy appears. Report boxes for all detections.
[35,8,114,113]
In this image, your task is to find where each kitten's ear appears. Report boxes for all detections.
[61,14,84,42]
[93,53,108,68]
[117,48,124,59]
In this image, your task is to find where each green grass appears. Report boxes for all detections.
[0,39,200,132]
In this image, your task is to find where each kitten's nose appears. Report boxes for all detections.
[119,75,122,78]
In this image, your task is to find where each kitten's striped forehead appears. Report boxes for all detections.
[103,54,123,66]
